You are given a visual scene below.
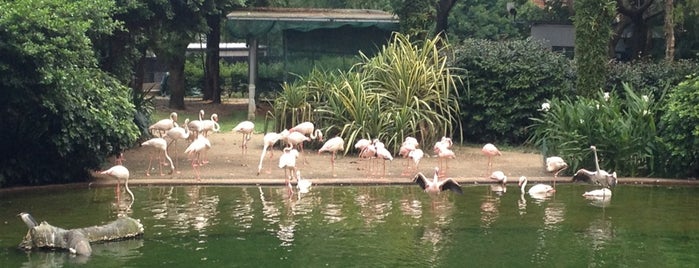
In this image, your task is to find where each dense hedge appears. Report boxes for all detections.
[451,38,574,144]
[658,76,699,178]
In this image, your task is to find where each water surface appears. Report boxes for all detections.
[1,184,698,267]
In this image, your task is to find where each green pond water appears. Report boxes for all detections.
[1,184,698,267]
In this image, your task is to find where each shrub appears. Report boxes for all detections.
[658,76,699,178]
[452,38,574,145]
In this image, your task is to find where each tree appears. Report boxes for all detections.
[574,0,616,97]
[435,0,458,37]
[614,0,659,60]
[0,0,139,186]
[665,0,675,60]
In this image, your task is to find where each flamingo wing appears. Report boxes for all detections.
[440,179,463,194]
[412,172,428,190]
[572,169,597,184]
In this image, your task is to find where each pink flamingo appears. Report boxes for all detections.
[187,110,206,138]
[256,131,284,175]
[399,137,419,175]
[545,156,568,189]
[232,120,255,154]
[318,136,345,177]
[149,112,178,137]
[407,148,424,174]
[356,140,377,176]
[141,137,174,176]
[201,113,221,137]
[285,131,311,163]
[434,141,455,176]
[482,143,502,175]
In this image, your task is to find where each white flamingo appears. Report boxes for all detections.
[187,110,206,138]
[296,170,312,194]
[256,131,284,175]
[374,139,393,178]
[318,136,345,177]
[434,141,455,176]
[583,188,612,197]
[99,165,134,207]
[184,134,211,180]
[141,137,174,176]
[399,137,419,175]
[408,148,424,174]
[232,120,255,153]
[278,145,299,194]
[165,118,190,173]
[518,176,555,197]
[201,113,221,137]
[149,112,178,137]
[413,167,463,194]
[489,171,508,194]
[289,121,323,152]
[572,145,618,189]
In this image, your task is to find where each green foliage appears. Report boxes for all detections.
[273,33,462,153]
[390,0,434,40]
[658,76,699,178]
[449,0,531,41]
[0,0,139,186]
[452,38,574,144]
[606,59,699,98]
[528,84,661,177]
[573,0,615,97]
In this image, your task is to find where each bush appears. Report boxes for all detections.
[528,84,661,177]
[452,38,575,145]
[658,76,699,178]
[606,59,699,99]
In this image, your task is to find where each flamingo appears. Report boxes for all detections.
[184,134,211,180]
[572,145,618,188]
[413,167,463,194]
[18,212,38,229]
[165,118,190,173]
[99,165,135,207]
[141,137,174,176]
[374,139,393,178]
[518,176,555,196]
[201,113,221,137]
[489,171,508,194]
[318,136,345,177]
[399,137,419,175]
[232,120,255,153]
[278,145,299,194]
[149,112,178,137]
[545,156,568,189]
[356,141,377,175]
[482,143,502,175]
[434,142,455,176]
[407,149,424,174]
[187,110,206,138]
[286,131,311,164]
[289,121,323,152]
[256,131,284,175]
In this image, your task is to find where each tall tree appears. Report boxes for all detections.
[202,0,245,103]
[435,0,457,37]
[574,0,616,97]
[664,0,675,60]
[615,0,658,59]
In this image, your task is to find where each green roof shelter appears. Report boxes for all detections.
[225,8,399,119]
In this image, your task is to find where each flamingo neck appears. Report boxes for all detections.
[520,178,527,193]
[592,147,601,172]
[310,129,321,140]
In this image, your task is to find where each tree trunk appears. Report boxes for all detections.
[204,14,222,104]
[435,0,457,38]
[19,216,144,256]
[664,0,675,61]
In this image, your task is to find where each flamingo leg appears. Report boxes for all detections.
[331,152,337,177]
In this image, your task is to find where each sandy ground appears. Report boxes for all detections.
[89,97,699,187]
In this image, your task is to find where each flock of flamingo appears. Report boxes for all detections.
[99,111,619,206]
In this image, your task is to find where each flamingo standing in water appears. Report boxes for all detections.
[278,145,299,194]
[141,137,174,176]
[232,120,255,154]
[184,134,211,180]
[99,165,135,208]
[296,170,312,194]
[413,167,463,194]
[165,118,190,173]
[149,112,178,137]
[545,156,568,190]
[489,171,508,194]
[318,136,345,177]
[256,131,284,175]
[482,143,502,175]
[572,145,618,189]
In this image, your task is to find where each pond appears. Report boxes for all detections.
[1,184,698,267]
